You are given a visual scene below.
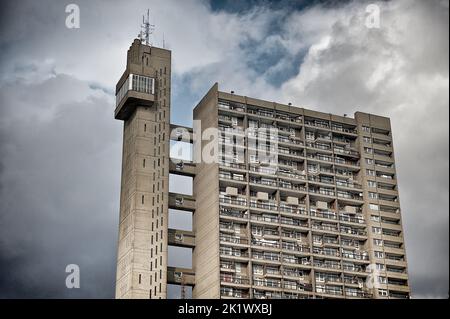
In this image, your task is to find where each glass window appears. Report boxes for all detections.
[366,169,376,176]
[368,181,377,188]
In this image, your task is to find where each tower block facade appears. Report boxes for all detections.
[114,39,171,299]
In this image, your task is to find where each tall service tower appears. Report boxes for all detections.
[114,39,171,299]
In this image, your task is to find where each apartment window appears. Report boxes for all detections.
[379,289,388,297]
[371,215,380,222]
[364,147,373,154]
[374,239,383,246]
[368,180,377,188]
[372,226,382,234]
[376,263,385,270]
[366,169,376,176]
[362,126,371,132]
[374,251,384,258]
[366,158,374,165]
[363,136,372,143]
[369,204,379,211]
[379,276,387,284]
[368,192,378,199]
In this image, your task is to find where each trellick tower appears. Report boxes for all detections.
[114,38,171,299]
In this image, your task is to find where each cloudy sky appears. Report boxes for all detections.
[0,0,448,299]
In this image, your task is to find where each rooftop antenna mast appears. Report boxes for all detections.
[140,9,155,46]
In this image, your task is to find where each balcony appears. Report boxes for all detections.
[167,267,195,286]
[248,108,275,118]
[309,188,335,197]
[305,120,330,129]
[282,242,310,253]
[307,154,333,163]
[220,288,249,299]
[220,234,249,245]
[280,217,309,228]
[283,255,311,266]
[252,252,281,263]
[115,73,155,120]
[333,147,359,157]
[331,124,357,135]
[312,223,339,233]
[344,289,372,298]
[253,290,283,299]
[283,282,314,292]
[220,248,249,259]
[249,177,278,188]
[249,199,278,211]
[308,175,335,185]
[220,207,248,220]
[218,100,245,112]
[280,203,308,216]
[168,193,195,211]
[220,195,247,207]
[340,226,367,237]
[219,161,246,170]
[310,209,337,220]
[316,286,344,296]
[337,191,363,202]
[336,180,362,190]
[278,169,306,180]
[334,157,359,167]
[168,229,195,248]
[313,260,341,270]
[252,238,280,249]
[341,251,369,261]
[220,274,250,286]
[339,214,365,224]
[313,247,340,258]
[251,214,279,224]
[169,160,196,177]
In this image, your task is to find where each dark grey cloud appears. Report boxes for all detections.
[0,0,448,299]
[0,74,121,298]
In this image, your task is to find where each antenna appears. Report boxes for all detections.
[140,9,155,46]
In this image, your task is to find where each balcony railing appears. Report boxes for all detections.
[282,242,310,253]
[310,210,337,220]
[220,274,250,285]
[251,214,279,223]
[280,217,309,228]
[313,261,341,270]
[313,247,340,257]
[249,200,278,211]
[220,234,249,245]
[220,288,249,298]
[339,215,365,224]
[220,249,249,258]
[340,227,367,236]
[220,195,247,206]
[341,251,369,261]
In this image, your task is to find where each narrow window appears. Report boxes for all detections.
[142,195,144,204]
[143,159,146,168]
[139,274,142,284]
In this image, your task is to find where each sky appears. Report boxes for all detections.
[0,0,448,299]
